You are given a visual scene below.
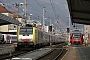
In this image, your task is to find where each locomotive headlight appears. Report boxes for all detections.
[30,38,32,41]
[19,38,22,41]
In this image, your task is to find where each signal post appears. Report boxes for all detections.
[49,25,52,48]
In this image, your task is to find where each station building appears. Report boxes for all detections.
[84,25,90,40]
[0,5,24,32]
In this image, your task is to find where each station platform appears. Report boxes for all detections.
[61,46,82,60]
[61,43,90,60]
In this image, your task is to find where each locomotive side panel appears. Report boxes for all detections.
[33,27,38,45]
[17,26,20,42]
[16,26,66,50]
[37,30,44,44]
[43,32,50,45]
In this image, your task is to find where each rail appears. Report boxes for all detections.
[35,42,68,60]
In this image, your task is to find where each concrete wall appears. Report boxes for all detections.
[0,25,8,32]
[84,25,90,39]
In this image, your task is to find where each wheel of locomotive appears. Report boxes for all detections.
[35,44,40,49]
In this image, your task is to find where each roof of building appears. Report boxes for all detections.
[10,11,22,18]
[0,5,10,13]
[0,13,21,25]
[67,0,90,25]
[0,5,20,25]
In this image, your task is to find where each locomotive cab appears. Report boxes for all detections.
[70,29,83,45]
[17,27,38,50]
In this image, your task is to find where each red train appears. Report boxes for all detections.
[70,29,84,44]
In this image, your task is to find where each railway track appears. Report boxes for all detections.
[0,42,68,60]
[35,43,68,60]
[0,51,29,60]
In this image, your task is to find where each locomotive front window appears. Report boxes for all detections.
[73,33,80,36]
[27,28,33,34]
[20,28,33,34]
[20,29,26,32]
[72,33,81,40]
[20,28,27,34]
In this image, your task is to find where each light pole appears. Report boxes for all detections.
[67,16,71,45]
[28,14,32,24]
[24,0,27,24]
[19,0,27,26]
[67,16,70,31]
[15,3,19,20]
[42,7,45,30]
[17,0,27,26]
[14,3,25,27]
[49,18,53,48]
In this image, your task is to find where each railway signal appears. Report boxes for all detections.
[49,26,52,31]
[67,27,70,33]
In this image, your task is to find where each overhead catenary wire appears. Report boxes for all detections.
[50,0,58,19]
[7,0,39,20]
[1,0,53,21]
[35,0,61,26]
[0,0,24,16]
[34,0,52,19]
[0,1,14,11]
[0,0,61,26]
[34,0,43,9]
[0,0,40,20]
[27,1,42,16]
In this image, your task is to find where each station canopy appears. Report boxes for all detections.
[0,13,20,25]
[67,0,90,25]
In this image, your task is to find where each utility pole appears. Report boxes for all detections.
[28,14,32,24]
[28,15,30,24]
[69,17,70,29]
[15,3,19,30]
[42,7,45,30]
[67,16,71,45]
[15,3,19,20]
[49,18,52,48]
[24,0,27,24]
[69,16,70,43]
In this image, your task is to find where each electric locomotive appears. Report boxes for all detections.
[70,29,84,44]
[17,26,50,50]
[17,27,37,50]
[17,25,67,50]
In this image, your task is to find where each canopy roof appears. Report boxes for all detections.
[67,0,90,25]
[0,13,20,25]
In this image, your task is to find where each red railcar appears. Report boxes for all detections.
[70,29,84,44]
